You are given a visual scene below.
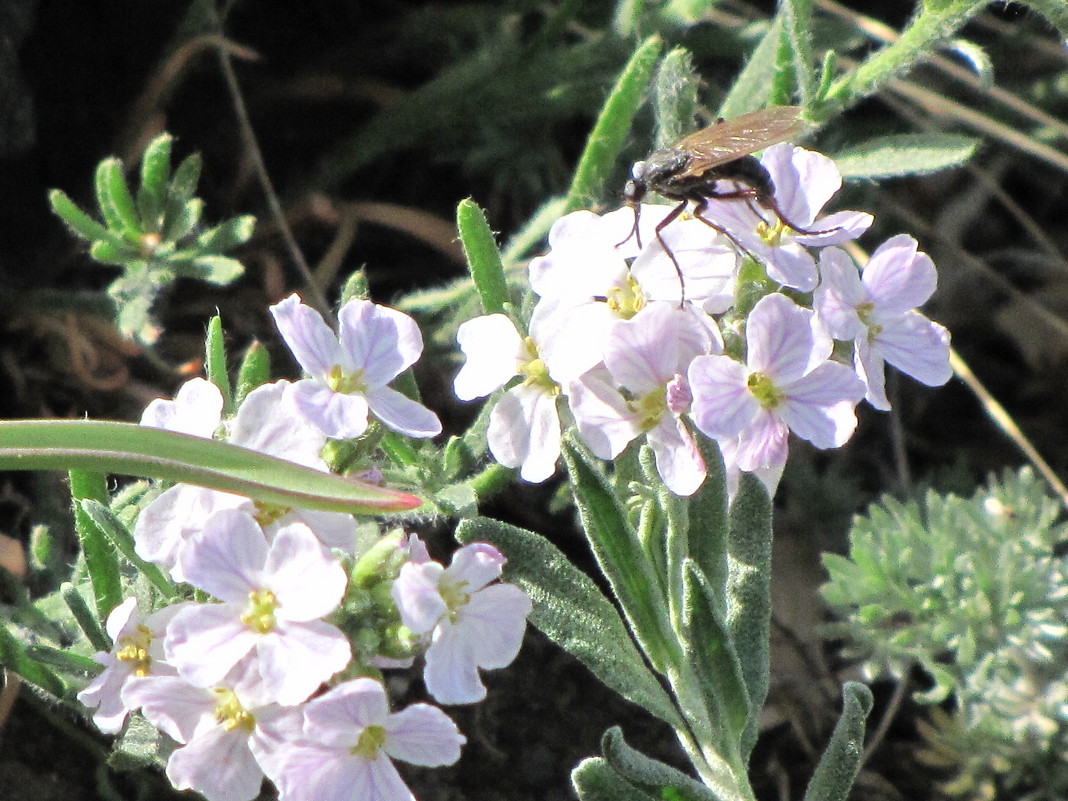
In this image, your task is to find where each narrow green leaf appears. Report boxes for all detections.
[455,517,683,729]
[726,472,773,760]
[90,240,142,267]
[653,48,698,150]
[137,134,173,234]
[205,315,233,416]
[502,195,567,263]
[566,36,662,211]
[195,215,256,254]
[97,158,143,238]
[163,198,204,243]
[0,620,66,696]
[802,683,874,801]
[167,152,203,208]
[573,758,657,801]
[681,560,751,746]
[78,501,177,600]
[49,190,117,245]
[235,341,270,407]
[779,0,815,105]
[719,17,784,119]
[0,420,422,514]
[687,432,729,603]
[62,581,110,653]
[601,727,734,801]
[25,643,101,676]
[660,0,717,25]
[182,255,245,284]
[833,133,979,179]
[562,436,677,673]
[69,470,123,620]
[456,198,509,315]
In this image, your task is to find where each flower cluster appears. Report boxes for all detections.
[78,294,531,801]
[456,143,952,496]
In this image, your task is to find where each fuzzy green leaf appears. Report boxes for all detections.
[566,36,662,211]
[0,620,66,696]
[62,581,110,652]
[779,0,815,105]
[726,472,773,760]
[572,758,657,801]
[562,435,677,673]
[719,17,784,119]
[182,255,245,284]
[137,134,173,233]
[163,198,204,243]
[49,190,118,245]
[195,215,256,254]
[601,727,735,801]
[457,198,509,315]
[89,240,142,267]
[833,133,979,178]
[653,48,698,150]
[205,315,233,415]
[78,500,177,600]
[69,470,123,620]
[95,158,142,238]
[802,683,873,801]
[235,341,270,407]
[455,516,683,728]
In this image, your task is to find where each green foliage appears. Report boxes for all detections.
[49,134,255,344]
[821,467,1068,797]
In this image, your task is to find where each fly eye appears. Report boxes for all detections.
[630,161,647,181]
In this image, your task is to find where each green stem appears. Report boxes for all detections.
[825,0,986,109]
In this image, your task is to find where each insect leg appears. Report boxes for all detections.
[690,197,754,261]
[617,203,643,250]
[760,194,842,237]
[653,200,690,306]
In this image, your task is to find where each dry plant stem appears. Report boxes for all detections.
[950,348,1068,513]
[887,373,912,491]
[209,9,332,318]
[860,674,909,767]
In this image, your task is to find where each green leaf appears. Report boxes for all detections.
[455,516,683,729]
[833,133,979,179]
[0,620,67,696]
[502,194,567,263]
[456,198,509,315]
[719,17,784,119]
[0,420,422,514]
[681,560,751,746]
[653,48,698,150]
[205,315,233,416]
[566,36,662,211]
[162,198,204,243]
[562,436,677,673]
[95,158,142,239]
[68,470,123,620]
[89,240,142,267]
[181,255,245,284]
[601,727,733,801]
[49,190,119,245]
[137,134,173,234]
[573,757,658,801]
[195,215,256,254]
[726,472,773,760]
[78,500,177,600]
[687,433,729,602]
[167,152,203,209]
[802,683,873,801]
[779,0,815,105]
[62,581,110,652]
[235,341,270,407]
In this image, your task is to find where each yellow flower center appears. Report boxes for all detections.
[439,580,471,622]
[214,689,256,732]
[115,625,154,677]
[756,217,789,247]
[747,372,785,409]
[351,725,388,759]
[628,388,667,432]
[253,501,291,527]
[604,274,646,320]
[518,338,560,396]
[327,364,367,394]
[241,589,278,634]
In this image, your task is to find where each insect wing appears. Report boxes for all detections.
[673,106,808,179]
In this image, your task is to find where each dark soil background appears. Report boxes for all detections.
[1,1,1067,799]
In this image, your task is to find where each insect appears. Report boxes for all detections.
[622,106,836,300]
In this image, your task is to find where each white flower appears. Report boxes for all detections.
[269,294,441,440]
[140,377,224,438]
[77,598,184,733]
[164,509,351,705]
[271,678,465,801]
[122,662,302,801]
[814,236,952,410]
[392,543,531,705]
